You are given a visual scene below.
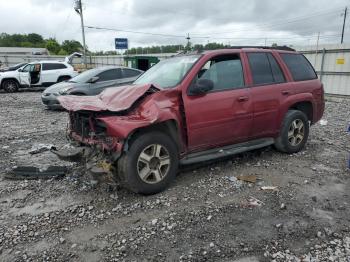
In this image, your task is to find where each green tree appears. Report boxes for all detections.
[46,38,61,54]
[57,49,68,55]
[27,33,44,45]
[61,40,83,54]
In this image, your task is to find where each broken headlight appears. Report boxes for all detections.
[58,87,73,95]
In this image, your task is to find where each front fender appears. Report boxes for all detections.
[96,92,184,151]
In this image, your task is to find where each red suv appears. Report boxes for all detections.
[59,47,325,195]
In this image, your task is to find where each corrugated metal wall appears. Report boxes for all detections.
[296,44,350,96]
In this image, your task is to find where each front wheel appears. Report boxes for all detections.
[274,110,309,153]
[117,131,179,195]
[2,79,19,92]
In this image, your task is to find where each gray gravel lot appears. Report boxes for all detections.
[0,91,349,262]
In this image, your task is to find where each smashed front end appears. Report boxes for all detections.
[67,111,124,160]
[58,84,165,162]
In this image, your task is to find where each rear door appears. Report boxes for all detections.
[41,63,67,83]
[183,53,253,151]
[90,68,122,95]
[247,52,293,138]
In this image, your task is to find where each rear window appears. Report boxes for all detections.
[280,53,317,81]
[42,63,67,70]
[247,52,285,85]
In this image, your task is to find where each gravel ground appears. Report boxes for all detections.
[0,91,349,262]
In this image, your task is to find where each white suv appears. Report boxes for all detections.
[0,60,78,92]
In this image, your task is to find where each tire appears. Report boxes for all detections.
[57,76,71,83]
[274,110,309,153]
[2,79,19,93]
[117,131,179,195]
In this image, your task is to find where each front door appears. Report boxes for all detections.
[182,54,253,152]
[19,64,32,86]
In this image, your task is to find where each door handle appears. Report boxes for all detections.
[237,96,249,102]
[281,90,290,95]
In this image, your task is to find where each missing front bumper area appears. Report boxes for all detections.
[52,145,121,186]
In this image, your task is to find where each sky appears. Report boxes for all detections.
[0,0,349,51]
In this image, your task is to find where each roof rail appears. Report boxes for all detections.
[228,46,296,51]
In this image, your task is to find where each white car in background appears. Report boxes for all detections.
[0,60,78,92]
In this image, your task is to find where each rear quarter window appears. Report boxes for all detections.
[280,53,317,81]
[42,63,67,70]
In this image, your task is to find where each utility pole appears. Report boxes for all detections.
[315,32,320,67]
[341,6,348,44]
[186,33,191,51]
[74,0,87,68]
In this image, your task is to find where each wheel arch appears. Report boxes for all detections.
[57,75,71,82]
[1,77,20,89]
[124,119,182,153]
[289,101,313,123]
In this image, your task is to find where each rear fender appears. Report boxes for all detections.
[277,93,316,130]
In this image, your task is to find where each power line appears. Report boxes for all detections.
[211,33,341,40]
[85,25,185,38]
[191,8,344,36]
[85,25,211,39]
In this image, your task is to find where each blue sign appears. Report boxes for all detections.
[115,38,128,49]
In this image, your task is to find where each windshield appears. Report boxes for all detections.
[69,68,101,83]
[134,55,200,88]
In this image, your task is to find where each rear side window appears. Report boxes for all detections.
[280,53,317,81]
[247,53,285,85]
[42,63,67,70]
[97,69,122,81]
[123,69,141,78]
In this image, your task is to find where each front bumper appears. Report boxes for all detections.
[67,112,124,160]
[41,93,63,109]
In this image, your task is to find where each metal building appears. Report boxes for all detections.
[296,44,350,96]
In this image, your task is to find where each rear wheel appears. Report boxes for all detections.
[57,76,71,83]
[274,110,309,153]
[2,79,19,93]
[117,131,179,195]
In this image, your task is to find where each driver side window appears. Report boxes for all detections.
[196,55,245,91]
[22,64,34,72]
[96,69,122,82]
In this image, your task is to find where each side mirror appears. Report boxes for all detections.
[88,76,99,83]
[190,79,214,95]
[18,69,22,72]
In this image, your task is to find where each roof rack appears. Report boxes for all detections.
[228,46,296,51]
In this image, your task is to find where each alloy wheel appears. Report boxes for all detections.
[137,144,170,184]
[288,119,305,146]
[5,80,17,92]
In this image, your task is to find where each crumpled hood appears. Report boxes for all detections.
[58,84,159,112]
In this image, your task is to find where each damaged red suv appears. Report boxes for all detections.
[59,47,324,195]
